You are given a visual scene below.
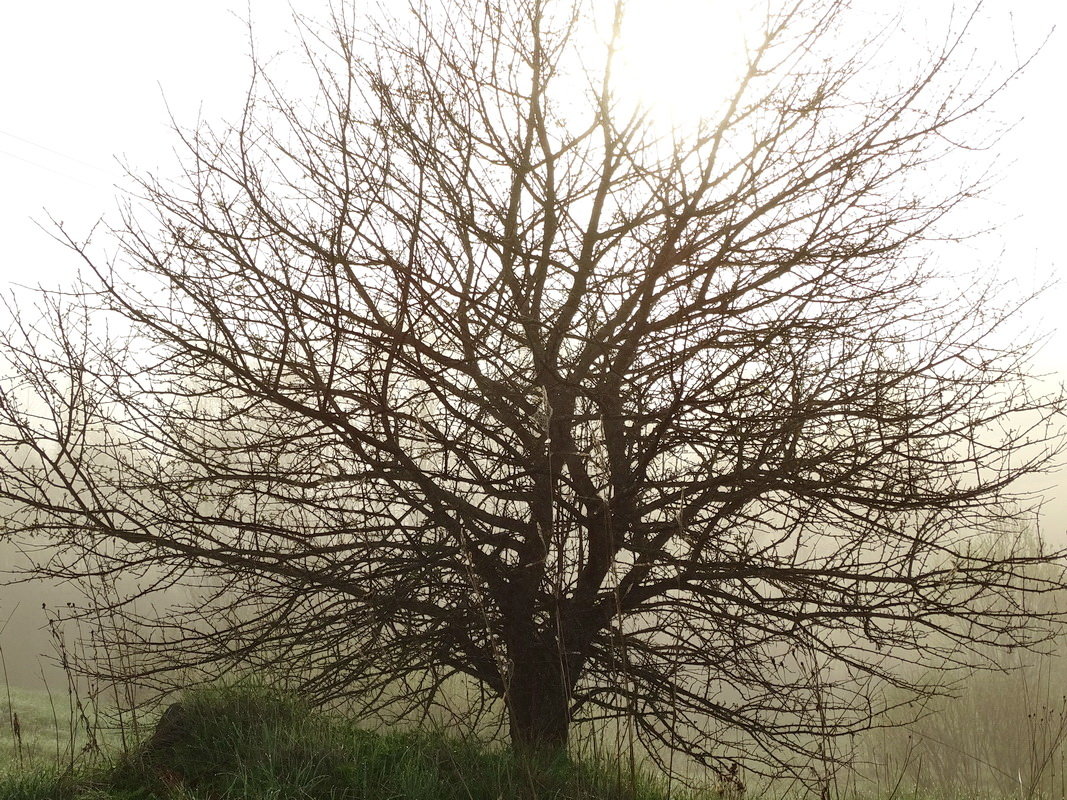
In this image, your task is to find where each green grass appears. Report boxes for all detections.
[4,665,1067,800]
[1,680,134,778]
[0,682,688,800]
[0,683,102,772]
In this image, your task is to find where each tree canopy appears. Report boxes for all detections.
[1,0,1064,780]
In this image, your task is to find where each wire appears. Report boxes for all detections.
[0,127,114,175]
[0,147,108,189]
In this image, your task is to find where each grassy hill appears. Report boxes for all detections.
[3,666,1066,800]
[0,683,687,800]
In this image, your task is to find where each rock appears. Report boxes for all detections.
[143,702,188,757]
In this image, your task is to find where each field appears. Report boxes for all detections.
[0,643,1065,800]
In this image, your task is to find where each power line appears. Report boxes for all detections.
[0,147,107,189]
[0,127,115,175]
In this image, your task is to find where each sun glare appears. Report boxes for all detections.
[613,0,747,131]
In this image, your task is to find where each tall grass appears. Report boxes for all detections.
[3,570,1066,800]
[856,648,1067,800]
[4,659,1067,800]
[0,681,691,800]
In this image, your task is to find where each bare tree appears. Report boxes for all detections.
[1,0,1064,777]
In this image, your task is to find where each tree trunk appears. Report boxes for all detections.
[506,648,572,757]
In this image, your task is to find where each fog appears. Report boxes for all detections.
[1,2,1065,777]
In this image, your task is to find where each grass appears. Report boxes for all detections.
[1,683,66,770]
[0,682,687,800]
[2,654,1066,800]
[854,651,1067,800]
[0,682,118,773]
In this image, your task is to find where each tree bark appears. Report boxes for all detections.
[506,646,572,756]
